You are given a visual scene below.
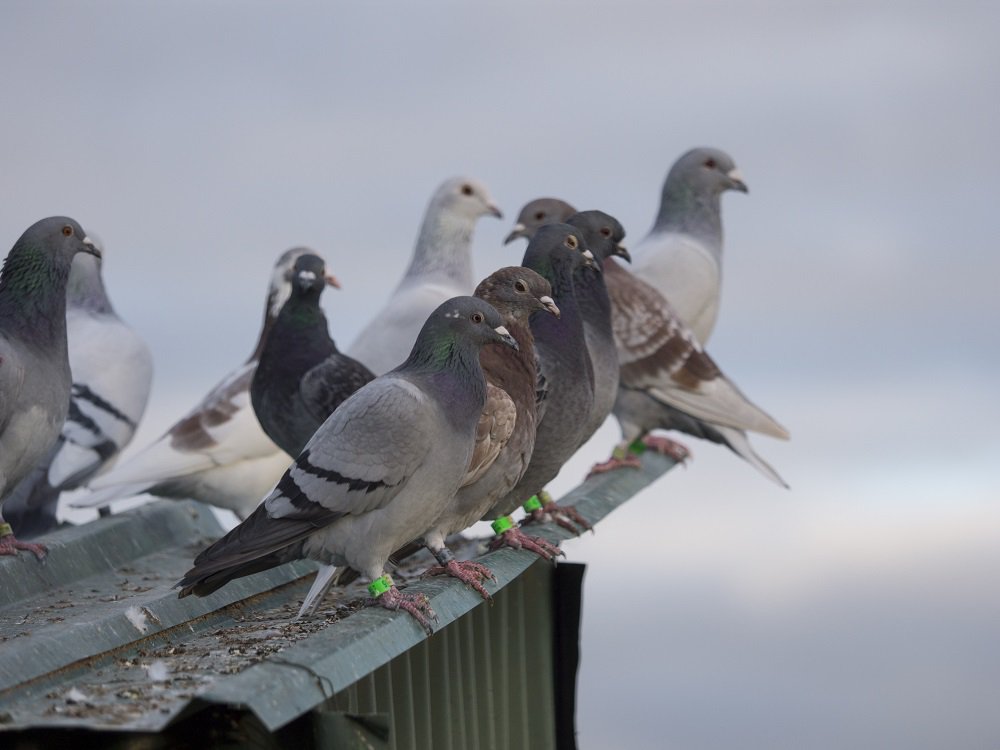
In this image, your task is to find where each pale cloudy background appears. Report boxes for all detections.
[3,2,999,748]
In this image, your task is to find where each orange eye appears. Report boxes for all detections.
[565,235,578,250]
[61,225,73,237]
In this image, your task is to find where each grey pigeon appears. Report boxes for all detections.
[73,249,323,519]
[416,267,561,594]
[489,225,597,535]
[251,254,374,457]
[177,296,518,633]
[507,198,789,486]
[4,241,154,538]
[347,177,502,374]
[562,210,630,444]
[631,147,747,344]
[0,217,100,557]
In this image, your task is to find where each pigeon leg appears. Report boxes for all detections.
[366,575,436,635]
[587,443,643,477]
[424,547,496,601]
[639,435,691,463]
[488,516,564,561]
[522,490,593,535]
[0,523,47,559]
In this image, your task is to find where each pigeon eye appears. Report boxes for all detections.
[533,211,545,221]
[461,184,474,196]
[565,235,578,249]
[514,280,528,293]
[704,158,717,169]
[599,227,611,237]
[61,225,73,237]
[471,312,484,324]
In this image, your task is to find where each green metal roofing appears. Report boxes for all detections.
[0,451,678,734]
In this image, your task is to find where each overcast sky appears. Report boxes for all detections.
[3,2,999,747]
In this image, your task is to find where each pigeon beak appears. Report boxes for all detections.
[493,325,519,351]
[82,236,102,259]
[727,168,749,193]
[487,203,504,220]
[614,243,631,263]
[581,249,599,271]
[325,272,341,289]
[539,295,560,318]
[503,223,527,245]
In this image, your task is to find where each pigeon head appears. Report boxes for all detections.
[265,247,323,320]
[1,217,99,293]
[433,176,503,222]
[566,210,630,263]
[666,147,748,197]
[291,254,341,297]
[521,224,595,290]
[474,266,560,323]
[504,197,577,244]
[407,296,518,368]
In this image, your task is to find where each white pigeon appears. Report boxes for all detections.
[72,249,322,519]
[4,241,154,537]
[346,176,502,374]
[630,147,748,344]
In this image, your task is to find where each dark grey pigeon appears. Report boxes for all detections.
[178,296,518,633]
[631,147,748,344]
[4,240,153,538]
[0,217,100,557]
[504,197,577,245]
[489,225,597,538]
[251,254,374,457]
[564,210,630,444]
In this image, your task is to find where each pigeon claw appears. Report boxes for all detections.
[640,435,691,463]
[587,454,643,477]
[526,503,594,536]
[425,559,497,602]
[368,585,437,635]
[0,533,47,560]
[490,527,564,562]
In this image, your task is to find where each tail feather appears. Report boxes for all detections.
[714,425,790,489]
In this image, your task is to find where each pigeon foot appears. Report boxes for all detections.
[490,526,564,561]
[587,451,643,477]
[426,559,496,601]
[639,435,691,463]
[0,526,47,560]
[367,585,437,635]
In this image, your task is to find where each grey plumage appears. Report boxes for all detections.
[0,217,100,557]
[73,249,320,519]
[4,242,154,538]
[178,296,518,630]
[251,254,374,457]
[347,177,503,375]
[631,147,748,343]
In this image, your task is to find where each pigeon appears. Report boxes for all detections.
[630,147,748,344]
[562,210,630,443]
[0,217,100,557]
[177,296,518,633]
[4,240,154,538]
[413,267,561,595]
[596,255,790,486]
[489,225,597,537]
[72,249,322,519]
[251,254,374,457]
[347,177,502,375]
[506,198,789,486]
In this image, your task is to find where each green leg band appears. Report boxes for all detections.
[627,438,647,455]
[491,516,515,535]
[368,574,394,597]
[0,523,12,537]
[522,495,543,513]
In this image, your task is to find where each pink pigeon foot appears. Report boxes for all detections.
[426,559,497,601]
[587,452,643,477]
[0,530,47,560]
[640,435,691,463]
[525,499,594,535]
[490,526,564,561]
[367,585,437,634]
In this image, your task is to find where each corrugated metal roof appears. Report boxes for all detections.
[0,451,677,734]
